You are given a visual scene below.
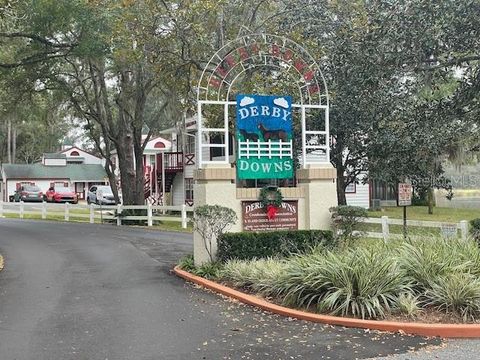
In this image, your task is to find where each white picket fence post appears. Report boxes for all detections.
[20,201,24,219]
[0,201,3,218]
[181,204,188,229]
[381,216,389,241]
[42,201,47,219]
[64,202,69,221]
[147,203,153,227]
[460,220,469,241]
[117,204,122,226]
[89,203,94,224]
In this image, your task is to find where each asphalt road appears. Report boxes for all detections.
[0,219,449,359]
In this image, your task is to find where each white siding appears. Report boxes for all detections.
[171,174,184,206]
[64,149,103,165]
[44,158,67,166]
[184,165,195,179]
[346,182,370,209]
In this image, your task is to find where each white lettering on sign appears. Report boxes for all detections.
[238,105,291,121]
[238,159,292,173]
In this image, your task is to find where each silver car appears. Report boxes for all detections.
[87,185,117,205]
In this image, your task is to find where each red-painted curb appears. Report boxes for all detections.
[174,266,480,338]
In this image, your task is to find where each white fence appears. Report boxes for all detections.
[361,216,469,241]
[238,139,293,159]
[0,201,193,229]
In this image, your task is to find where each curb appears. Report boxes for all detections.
[174,266,480,338]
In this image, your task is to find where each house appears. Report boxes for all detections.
[345,175,371,209]
[115,130,195,207]
[1,150,107,202]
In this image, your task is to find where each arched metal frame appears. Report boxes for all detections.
[196,34,330,169]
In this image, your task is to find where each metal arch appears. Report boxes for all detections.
[206,48,313,105]
[224,62,305,106]
[196,34,331,169]
[196,34,329,106]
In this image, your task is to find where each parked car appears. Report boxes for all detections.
[14,185,44,202]
[45,186,78,204]
[87,185,117,205]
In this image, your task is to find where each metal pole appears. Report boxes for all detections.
[162,152,166,214]
[403,206,407,240]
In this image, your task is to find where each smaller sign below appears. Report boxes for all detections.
[398,183,413,206]
[242,200,298,232]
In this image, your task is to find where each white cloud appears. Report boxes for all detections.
[273,97,289,109]
[239,96,255,107]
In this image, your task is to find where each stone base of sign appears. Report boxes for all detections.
[193,164,337,265]
[298,164,338,230]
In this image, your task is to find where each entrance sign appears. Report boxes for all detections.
[243,201,298,231]
[236,94,293,179]
[398,183,412,206]
[196,34,330,169]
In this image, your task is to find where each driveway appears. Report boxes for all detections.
[0,219,455,359]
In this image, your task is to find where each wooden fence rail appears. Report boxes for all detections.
[360,216,469,241]
[0,201,193,229]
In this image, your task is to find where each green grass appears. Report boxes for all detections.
[368,206,478,223]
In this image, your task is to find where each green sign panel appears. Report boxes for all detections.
[236,94,293,179]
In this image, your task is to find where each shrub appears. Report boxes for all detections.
[396,292,421,317]
[424,273,480,321]
[217,230,334,262]
[220,258,285,296]
[470,218,480,243]
[178,254,195,272]
[272,247,411,319]
[194,261,222,280]
[398,237,480,291]
[192,205,237,262]
[329,205,368,246]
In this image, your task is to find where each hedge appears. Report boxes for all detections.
[217,230,334,262]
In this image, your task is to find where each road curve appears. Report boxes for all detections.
[0,219,441,360]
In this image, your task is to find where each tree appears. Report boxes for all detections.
[279,0,480,207]
[0,0,184,204]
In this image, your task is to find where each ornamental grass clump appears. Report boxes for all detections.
[268,247,410,319]
[221,258,286,297]
[423,273,480,321]
[399,237,480,291]
[395,292,421,318]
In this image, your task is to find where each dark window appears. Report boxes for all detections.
[185,178,194,201]
[345,182,356,193]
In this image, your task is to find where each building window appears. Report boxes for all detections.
[345,182,356,194]
[70,150,80,156]
[150,155,156,166]
[154,141,165,149]
[185,134,195,154]
[185,178,194,201]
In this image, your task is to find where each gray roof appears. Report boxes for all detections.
[43,153,67,159]
[2,163,107,181]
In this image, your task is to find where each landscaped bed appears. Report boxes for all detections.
[179,235,480,325]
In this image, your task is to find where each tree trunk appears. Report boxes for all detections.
[427,187,434,214]
[12,125,16,163]
[116,110,137,205]
[7,118,11,163]
[331,142,347,205]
